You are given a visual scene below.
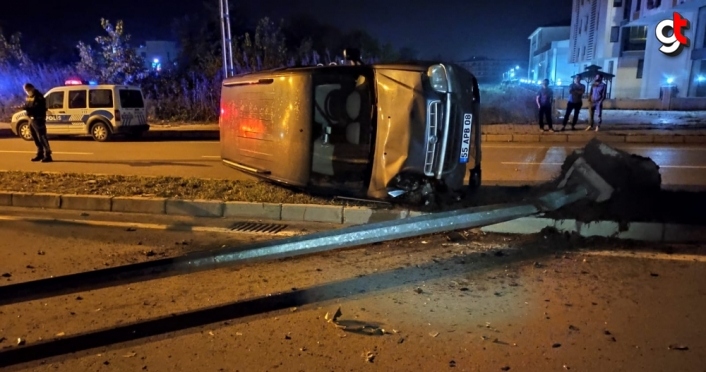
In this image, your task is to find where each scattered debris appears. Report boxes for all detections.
[26,265,34,269]
[80,212,90,217]
[0,337,5,343]
[501,366,511,371]
[552,343,562,348]
[17,338,25,346]
[37,250,45,255]
[604,330,612,335]
[324,307,343,323]
[76,296,83,301]
[285,334,291,340]
[55,332,65,337]
[668,344,689,351]
[123,352,137,358]
[208,331,215,336]
[126,227,137,232]
[414,287,424,294]
[398,337,405,344]
[300,347,307,352]
[446,232,466,242]
[364,351,375,363]
[569,325,580,332]
[290,307,297,312]
[143,250,156,257]
[429,332,440,338]
[563,365,570,370]
[650,273,659,277]
[1,273,11,278]
[449,360,457,368]
[460,287,470,291]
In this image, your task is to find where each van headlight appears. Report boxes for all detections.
[427,64,449,93]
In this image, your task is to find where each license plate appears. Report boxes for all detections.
[459,113,473,164]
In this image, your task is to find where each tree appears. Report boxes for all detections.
[76,19,146,84]
[0,28,30,66]
[236,17,287,71]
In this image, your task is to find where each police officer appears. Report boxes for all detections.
[21,83,52,162]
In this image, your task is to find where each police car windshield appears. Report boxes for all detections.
[119,89,144,108]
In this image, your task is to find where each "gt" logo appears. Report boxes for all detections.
[656,12,691,56]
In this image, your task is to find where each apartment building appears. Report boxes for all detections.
[135,41,179,71]
[528,25,575,85]
[570,0,706,98]
[625,0,706,98]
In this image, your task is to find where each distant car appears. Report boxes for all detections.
[219,50,482,205]
[11,81,150,142]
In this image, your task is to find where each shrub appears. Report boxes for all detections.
[479,84,538,124]
[0,62,76,121]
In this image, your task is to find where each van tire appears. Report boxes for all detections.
[17,121,33,141]
[90,121,112,142]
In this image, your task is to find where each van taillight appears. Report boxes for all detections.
[115,110,121,121]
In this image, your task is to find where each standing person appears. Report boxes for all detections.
[536,79,554,132]
[586,74,607,132]
[562,76,586,131]
[21,83,52,162]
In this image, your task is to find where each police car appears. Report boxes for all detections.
[11,79,150,142]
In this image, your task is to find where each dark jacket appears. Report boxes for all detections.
[22,89,47,119]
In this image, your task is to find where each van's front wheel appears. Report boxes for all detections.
[91,122,112,142]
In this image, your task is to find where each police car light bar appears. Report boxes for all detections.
[65,79,83,85]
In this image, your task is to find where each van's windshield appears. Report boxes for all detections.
[310,68,375,193]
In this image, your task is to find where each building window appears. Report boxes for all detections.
[637,59,644,79]
[614,0,622,6]
[636,0,642,11]
[622,26,648,51]
[608,60,615,74]
[611,27,620,42]
[623,0,633,20]
[647,0,661,9]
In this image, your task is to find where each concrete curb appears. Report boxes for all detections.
[480,216,706,243]
[0,192,405,225]
[1,191,703,243]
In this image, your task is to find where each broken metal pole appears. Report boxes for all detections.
[0,187,588,307]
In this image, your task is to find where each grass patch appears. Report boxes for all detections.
[0,171,350,205]
[479,84,538,124]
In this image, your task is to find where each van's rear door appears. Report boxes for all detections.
[117,88,148,126]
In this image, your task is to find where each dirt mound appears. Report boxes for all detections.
[545,138,705,225]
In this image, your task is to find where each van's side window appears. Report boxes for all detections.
[68,90,87,109]
[89,89,113,108]
[45,92,64,109]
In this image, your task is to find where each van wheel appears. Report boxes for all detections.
[91,122,112,142]
[17,122,33,141]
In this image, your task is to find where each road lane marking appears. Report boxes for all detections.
[0,215,302,237]
[484,144,706,151]
[582,250,706,263]
[500,162,706,169]
[0,150,93,155]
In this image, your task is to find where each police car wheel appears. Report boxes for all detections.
[91,122,112,142]
[18,122,33,141]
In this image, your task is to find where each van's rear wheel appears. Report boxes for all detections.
[17,122,33,141]
[91,122,112,142]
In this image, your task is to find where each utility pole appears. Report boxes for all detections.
[219,0,235,77]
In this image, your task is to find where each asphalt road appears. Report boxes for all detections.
[0,207,705,371]
[1,137,705,189]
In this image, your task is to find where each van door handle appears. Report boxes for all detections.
[58,111,65,113]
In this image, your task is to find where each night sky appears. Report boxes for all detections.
[0,0,571,61]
